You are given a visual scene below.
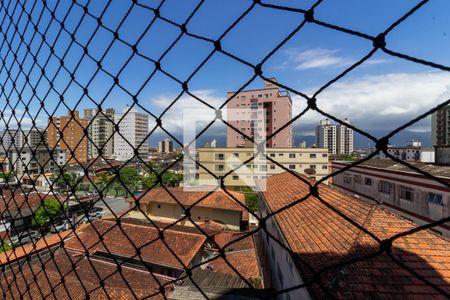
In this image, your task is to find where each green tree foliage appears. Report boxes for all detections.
[0,242,13,252]
[245,191,259,213]
[31,199,66,227]
[141,170,183,189]
[0,171,16,182]
[52,171,80,192]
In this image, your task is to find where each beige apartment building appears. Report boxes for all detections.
[48,111,88,164]
[197,147,329,189]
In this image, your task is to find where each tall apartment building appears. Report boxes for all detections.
[226,79,293,148]
[197,147,329,189]
[114,106,149,161]
[0,128,47,153]
[8,146,66,176]
[432,103,450,146]
[158,138,173,154]
[84,108,115,159]
[316,118,353,155]
[336,118,354,155]
[316,119,336,154]
[48,111,88,164]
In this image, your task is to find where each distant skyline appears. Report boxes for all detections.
[1,0,450,149]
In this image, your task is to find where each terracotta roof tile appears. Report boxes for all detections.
[130,187,246,213]
[64,219,207,269]
[259,172,450,298]
[1,249,170,299]
[0,191,63,216]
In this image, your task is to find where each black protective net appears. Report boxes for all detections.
[0,0,449,299]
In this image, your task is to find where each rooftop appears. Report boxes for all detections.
[259,172,450,298]
[1,249,171,299]
[131,187,246,214]
[333,158,450,178]
[0,191,63,217]
[64,219,207,270]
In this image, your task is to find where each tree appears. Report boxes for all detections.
[245,191,259,213]
[31,199,66,227]
[112,167,142,196]
[161,172,183,187]
[52,171,80,192]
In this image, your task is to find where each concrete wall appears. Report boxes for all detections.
[146,202,242,231]
[257,197,312,300]
[331,162,450,237]
[198,147,329,188]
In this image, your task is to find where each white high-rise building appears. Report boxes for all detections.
[336,118,354,155]
[84,108,115,159]
[158,138,173,154]
[113,106,149,161]
[316,118,353,155]
[316,119,337,154]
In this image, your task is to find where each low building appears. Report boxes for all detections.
[0,156,9,172]
[197,147,329,189]
[378,139,435,163]
[128,187,248,231]
[257,172,450,299]
[8,146,66,176]
[0,227,174,299]
[331,159,450,236]
[0,191,62,234]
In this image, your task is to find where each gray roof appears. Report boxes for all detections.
[334,159,450,179]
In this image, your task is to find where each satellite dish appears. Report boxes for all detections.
[304,168,316,176]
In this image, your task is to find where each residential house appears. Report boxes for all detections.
[128,187,248,231]
[257,172,450,299]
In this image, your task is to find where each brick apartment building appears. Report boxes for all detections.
[226,79,293,148]
[48,111,88,164]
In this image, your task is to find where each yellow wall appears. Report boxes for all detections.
[144,202,242,231]
[197,147,329,188]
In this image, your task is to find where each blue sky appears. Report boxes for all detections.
[1,0,450,147]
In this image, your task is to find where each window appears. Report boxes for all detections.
[157,204,161,208]
[354,175,362,184]
[232,175,239,180]
[233,153,239,157]
[322,153,327,158]
[215,164,224,172]
[322,165,328,170]
[309,165,316,169]
[289,165,295,170]
[364,177,372,186]
[309,154,316,158]
[270,164,276,170]
[427,193,443,205]
[344,176,352,184]
[269,153,275,157]
[215,153,224,160]
[399,186,414,201]
[289,153,296,158]
[378,181,392,194]
[278,153,284,156]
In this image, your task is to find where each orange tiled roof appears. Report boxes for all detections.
[1,249,170,299]
[130,186,246,213]
[64,219,207,270]
[207,233,262,283]
[0,191,63,215]
[259,172,450,298]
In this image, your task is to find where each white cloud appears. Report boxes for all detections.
[149,89,225,134]
[291,72,450,132]
[284,48,353,70]
[279,48,388,71]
